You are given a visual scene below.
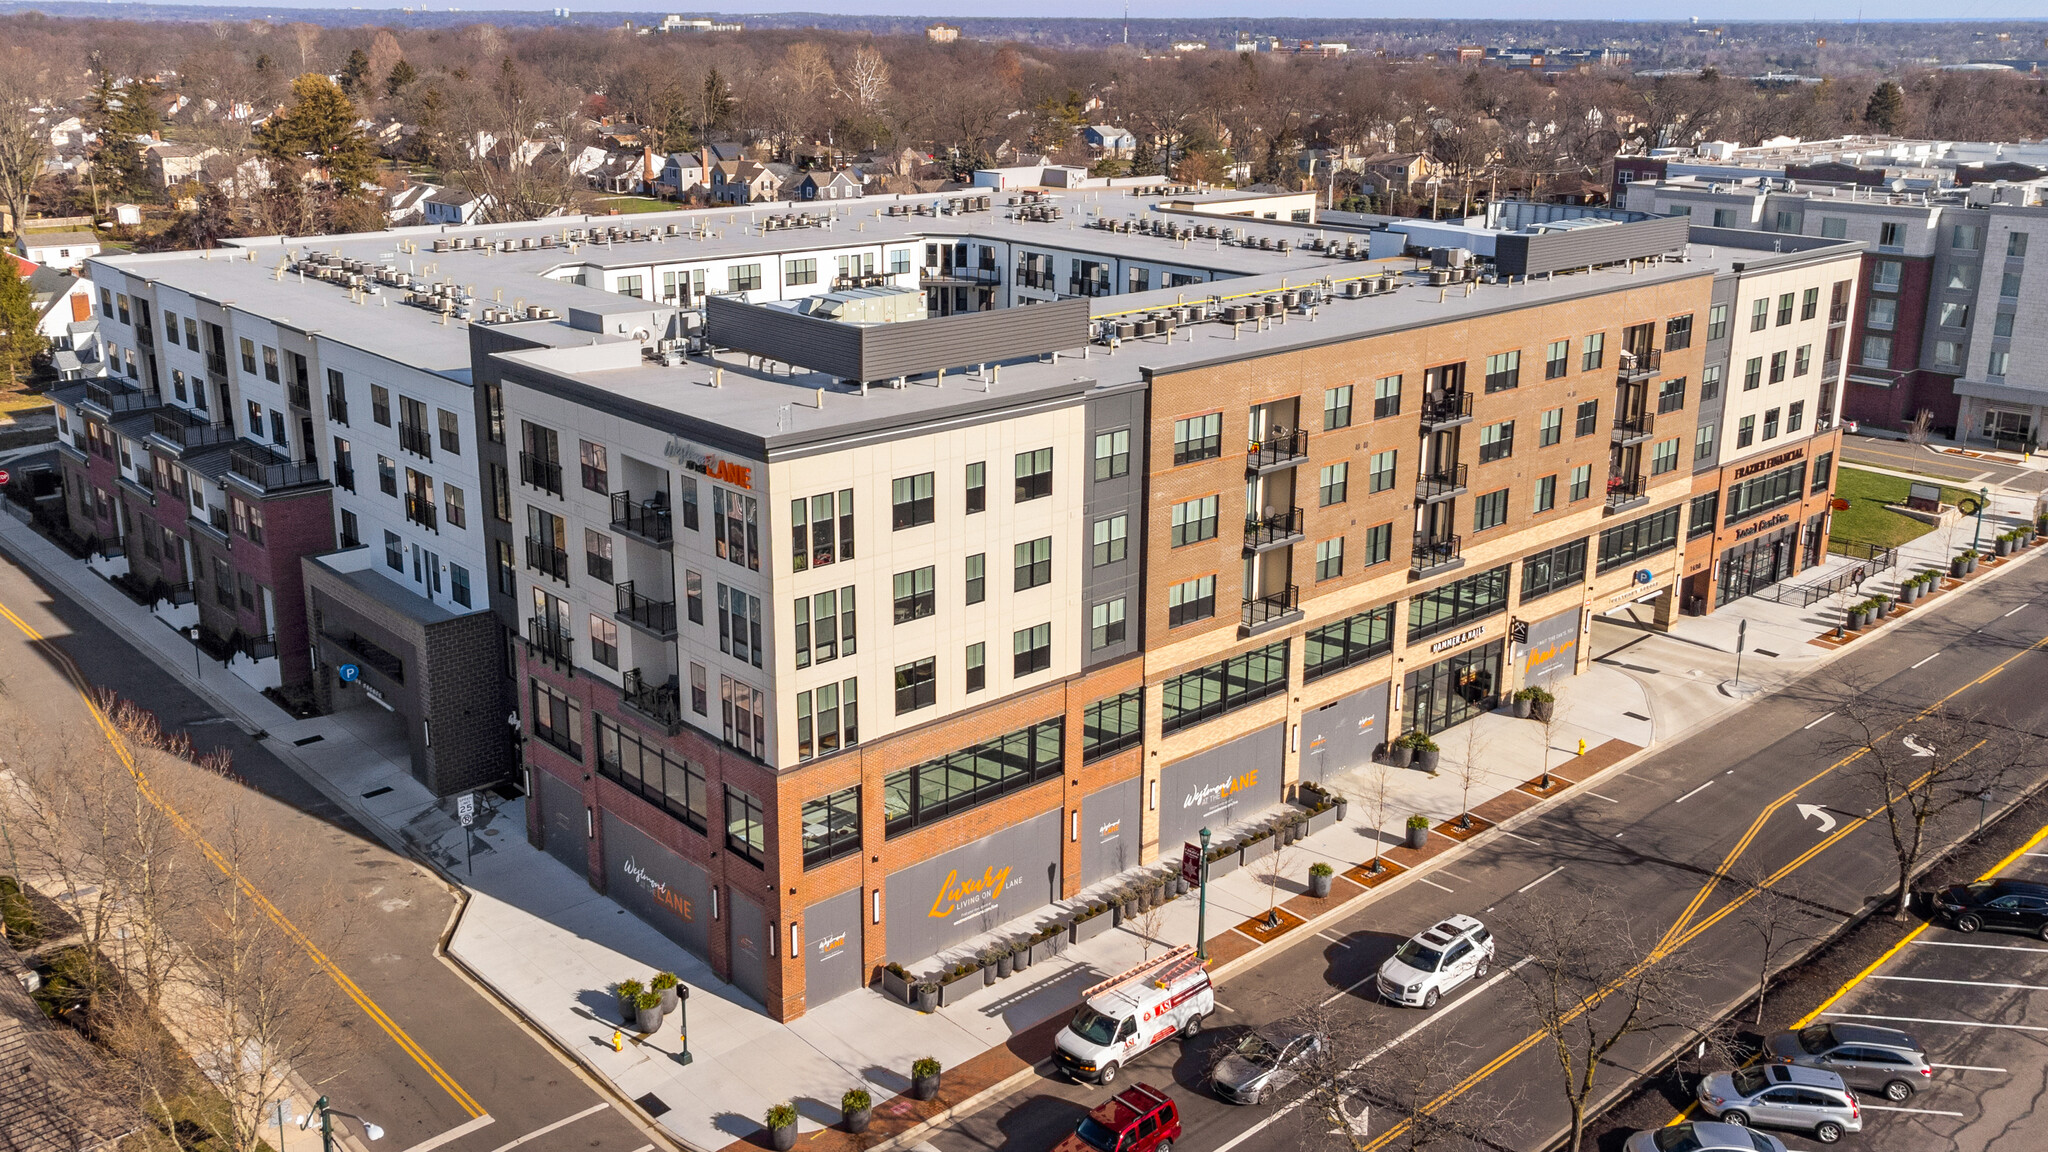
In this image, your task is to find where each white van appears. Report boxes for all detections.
[1053,945,1215,1084]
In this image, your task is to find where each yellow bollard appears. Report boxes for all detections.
[610,1029,623,1053]
[1576,738,1587,758]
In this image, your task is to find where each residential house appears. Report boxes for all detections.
[1083,125,1136,158]
[145,142,221,189]
[588,150,648,195]
[654,151,708,199]
[711,161,796,205]
[12,231,100,270]
[385,183,436,226]
[1358,152,1436,196]
[422,186,492,225]
[795,169,864,202]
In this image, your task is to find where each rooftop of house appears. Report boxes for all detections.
[20,230,99,248]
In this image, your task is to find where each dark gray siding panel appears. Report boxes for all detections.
[1495,216,1692,278]
[705,295,1091,383]
[1080,386,1146,667]
[705,296,864,378]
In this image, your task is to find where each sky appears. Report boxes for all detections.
[83,0,2048,18]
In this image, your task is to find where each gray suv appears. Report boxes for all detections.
[1767,1021,1931,1101]
[1695,1063,1861,1144]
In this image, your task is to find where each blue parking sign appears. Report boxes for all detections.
[338,663,361,683]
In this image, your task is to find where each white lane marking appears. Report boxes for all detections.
[1215,1001,1236,1012]
[1518,866,1565,894]
[628,1146,655,1152]
[2024,852,2048,858]
[482,1104,609,1152]
[1258,960,1531,1152]
[1911,652,1940,669]
[1584,791,1619,803]
[1877,975,2048,992]
[1823,1012,2048,1033]
[1932,1064,2007,1072]
[1435,869,1472,882]
[1414,875,1455,893]
[1861,1104,1965,1116]
[1497,829,1542,846]
[1319,929,1349,945]
[1804,711,1836,730]
[397,1116,497,1152]
[1914,939,2048,954]
[2006,605,2027,617]
[1674,780,1714,804]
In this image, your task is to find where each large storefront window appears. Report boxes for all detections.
[883,718,1064,837]
[1160,641,1290,734]
[1403,640,1504,737]
[800,786,860,869]
[1596,507,1682,574]
[1723,461,1808,525]
[597,716,707,832]
[1718,524,1801,607]
[1520,540,1587,600]
[1407,565,1511,643]
[1082,690,1143,762]
[1304,604,1395,682]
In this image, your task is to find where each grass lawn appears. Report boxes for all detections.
[593,196,678,215]
[0,391,54,416]
[1829,466,1977,549]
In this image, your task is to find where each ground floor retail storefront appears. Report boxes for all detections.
[1684,431,1842,612]
[1402,637,1505,737]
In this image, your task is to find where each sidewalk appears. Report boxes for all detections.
[0,491,2039,1152]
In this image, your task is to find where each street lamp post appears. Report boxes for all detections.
[1195,827,1212,962]
[1971,486,1991,552]
[674,984,693,1065]
[300,1096,384,1152]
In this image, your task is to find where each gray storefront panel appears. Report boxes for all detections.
[537,769,588,879]
[886,808,1062,962]
[1080,779,1142,886]
[728,891,770,1008]
[1158,723,1286,850]
[1302,681,1391,785]
[600,810,712,962]
[804,888,865,1007]
[1523,607,1582,684]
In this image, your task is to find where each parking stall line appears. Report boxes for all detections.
[481,1104,610,1152]
[1912,652,1940,669]
[1914,939,2048,954]
[1876,975,2048,992]
[1822,1012,2048,1033]
[1673,780,1714,804]
[1860,1104,1966,1116]
[1518,866,1565,894]
[1583,791,1619,803]
[1803,711,1836,730]
[1414,875,1455,893]
[1931,1064,2008,1072]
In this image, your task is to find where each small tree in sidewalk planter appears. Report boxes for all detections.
[765,1102,799,1151]
[910,1056,942,1101]
[1363,757,1396,874]
[841,1087,873,1133]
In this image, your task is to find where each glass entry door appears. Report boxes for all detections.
[1402,640,1504,737]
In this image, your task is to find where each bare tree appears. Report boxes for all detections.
[1132,894,1168,963]
[1454,724,1487,828]
[835,45,890,118]
[1254,839,1296,926]
[1289,998,1520,1151]
[1363,757,1396,874]
[1733,863,1827,1025]
[0,49,52,237]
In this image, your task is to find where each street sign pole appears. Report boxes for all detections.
[1195,828,1212,961]
[1733,618,1747,690]
[457,793,476,875]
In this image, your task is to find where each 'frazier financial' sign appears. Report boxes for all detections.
[1732,446,1806,480]
[1428,624,1486,655]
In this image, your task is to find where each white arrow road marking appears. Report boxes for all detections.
[1903,735,1937,758]
[1325,1097,1370,1137]
[1797,803,1838,833]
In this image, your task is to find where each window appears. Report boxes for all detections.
[1774,292,1793,327]
[1575,401,1599,437]
[1812,452,1833,493]
[1168,575,1215,626]
[1737,415,1755,448]
[1473,488,1508,531]
[1872,259,1902,291]
[688,664,708,715]
[1651,437,1680,474]
[1705,303,1729,342]
[1093,515,1127,565]
[881,718,1064,836]
[1751,298,1770,332]
[894,657,936,714]
[790,489,854,571]
[1303,604,1395,681]
[238,337,256,374]
[784,257,817,287]
[1014,448,1052,501]
[1363,449,1395,493]
[1539,407,1563,446]
[1788,401,1805,433]
[680,479,699,532]
[1318,462,1348,506]
[1724,460,1808,524]
[1082,690,1143,760]
[1995,311,2015,338]
[1090,598,1127,648]
[1696,423,1716,461]
[1769,351,1787,384]
[1533,474,1556,512]
[1363,522,1393,566]
[579,440,607,493]
[1596,506,1682,573]
[530,679,583,758]
[1013,623,1051,676]
[1712,207,1736,228]
[1772,209,1796,233]
[1171,495,1219,546]
[370,384,390,426]
[890,249,911,275]
[686,571,703,624]
[1323,385,1353,430]
[377,455,397,496]
[1576,332,1603,372]
[1952,224,1982,251]
[891,472,935,528]
[1820,216,1847,239]
[1790,345,1811,379]
[1742,357,1762,391]
[712,488,759,570]
[1546,339,1570,379]
[964,553,986,604]
[1173,413,1223,463]
[1796,288,1818,323]
[799,785,859,865]
[1864,296,1898,331]
[1372,374,1401,419]
[727,263,762,293]
[723,784,764,863]
[1161,641,1289,733]
[1521,539,1587,599]
[1934,340,1962,368]
[450,564,470,607]
[1940,302,1970,329]
[1014,536,1052,590]
[1569,464,1592,502]
[1878,221,1905,248]
[1862,335,1893,366]
[1990,349,2011,377]
[1688,491,1720,538]
[1478,421,1514,462]
[2009,232,2030,258]
[965,642,985,693]
[1408,565,1511,642]
[716,584,764,667]
[613,274,644,299]
[1093,430,1129,480]
[338,508,360,549]
[2002,269,2022,298]
[247,400,263,434]
[1315,537,1345,580]
[1483,350,1520,392]
[585,528,613,581]
[1948,263,1979,291]
[893,566,935,622]
[1654,377,1685,414]
[793,587,854,667]
[589,614,619,669]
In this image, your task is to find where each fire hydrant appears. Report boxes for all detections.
[610,1029,623,1053]
[1576,738,1587,758]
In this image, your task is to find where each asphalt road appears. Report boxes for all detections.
[922,557,2048,1152]
[1840,436,2048,495]
[0,548,662,1152]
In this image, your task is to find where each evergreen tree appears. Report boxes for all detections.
[384,58,417,100]
[256,74,377,193]
[86,71,160,204]
[0,267,47,389]
[339,48,373,101]
[1865,81,1905,134]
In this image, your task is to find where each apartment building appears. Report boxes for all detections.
[61,190,1858,1025]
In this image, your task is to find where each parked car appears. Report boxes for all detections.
[1057,1083,1180,1152]
[1377,914,1494,1008]
[1767,1020,1931,1101]
[1210,1024,1323,1104]
[1927,878,2048,939]
[1622,1120,1788,1152]
[1695,1063,1861,1144]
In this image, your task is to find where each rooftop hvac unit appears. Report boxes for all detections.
[1344,280,1366,298]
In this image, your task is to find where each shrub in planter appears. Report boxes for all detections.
[881,962,913,1003]
[1308,861,1334,898]
[1510,688,1536,719]
[614,978,644,1023]
[1524,685,1556,723]
[1406,731,1441,773]
[1996,534,2013,557]
[766,1102,799,1152]
[1404,813,1430,850]
[989,947,1012,980]
[1384,739,1414,768]
[911,1057,942,1101]
[634,990,664,1034]
[842,1087,873,1133]
[650,971,680,1014]
[912,981,939,1013]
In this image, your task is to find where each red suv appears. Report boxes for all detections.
[1057,1083,1181,1152]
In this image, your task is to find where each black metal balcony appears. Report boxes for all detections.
[1612,411,1655,445]
[1617,347,1662,382]
[83,380,160,415]
[239,633,278,661]
[161,581,194,606]
[1416,463,1469,503]
[1418,390,1473,429]
[326,392,349,424]
[405,493,438,531]
[920,265,1002,287]
[1244,507,1305,552]
[398,422,433,459]
[519,451,563,495]
[615,581,678,638]
[1241,585,1301,630]
[621,668,683,730]
[1411,533,1464,576]
[334,463,355,491]
[1604,473,1648,515]
[526,616,573,664]
[1247,428,1310,473]
[286,378,311,411]
[228,443,322,491]
[206,352,228,378]
[151,410,235,453]
[610,491,673,547]
[525,537,568,582]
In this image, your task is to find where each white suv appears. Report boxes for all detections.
[1377,915,1495,1008]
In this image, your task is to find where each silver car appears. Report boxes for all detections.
[1622,1121,1788,1152]
[1210,1025,1323,1105]
[1696,1063,1862,1144]
[1766,1021,1931,1101]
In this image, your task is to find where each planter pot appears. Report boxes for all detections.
[1849,610,1868,630]
[1952,558,1968,579]
[658,985,679,1015]
[770,1124,797,1152]
[1308,872,1333,898]
[912,984,938,1013]
[912,1073,941,1102]
[1530,699,1555,724]
[881,968,911,1004]
[616,991,636,1022]
[1415,747,1441,773]
[1306,805,1342,836]
[844,1108,872,1134]
[1240,837,1274,866]
[1071,914,1113,945]
[1896,584,1915,605]
[1206,850,1241,880]
[1512,696,1533,719]
[1997,538,2013,557]
[1967,556,1980,574]
[995,953,1013,978]
[1386,744,1415,768]
[634,1004,664,1033]
[1174,875,1189,896]
[982,962,997,986]
[1405,824,1429,850]
[1333,800,1349,822]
